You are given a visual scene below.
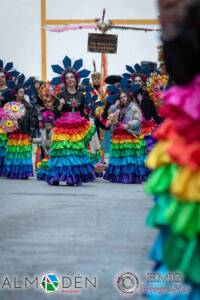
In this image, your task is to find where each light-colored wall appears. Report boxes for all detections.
[0,0,41,78]
[0,0,159,80]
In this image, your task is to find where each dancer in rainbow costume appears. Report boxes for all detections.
[3,74,39,179]
[45,56,96,185]
[123,63,162,153]
[2,101,33,179]
[104,79,148,183]
[0,108,7,176]
[145,0,200,298]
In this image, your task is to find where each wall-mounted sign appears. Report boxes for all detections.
[88,33,118,54]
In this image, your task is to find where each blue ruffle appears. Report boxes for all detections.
[46,164,95,185]
[0,147,6,158]
[3,164,33,179]
[47,163,94,177]
[105,164,147,176]
[47,155,91,167]
[109,155,146,166]
[4,158,32,166]
[37,169,48,181]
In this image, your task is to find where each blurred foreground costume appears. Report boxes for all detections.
[145,0,200,298]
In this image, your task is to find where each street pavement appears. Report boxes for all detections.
[0,177,155,300]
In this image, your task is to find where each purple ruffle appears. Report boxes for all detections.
[144,135,156,153]
[103,173,147,184]
[46,173,96,186]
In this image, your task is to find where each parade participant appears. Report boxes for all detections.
[28,79,43,105]
[3,74,39,179]
[45,56,96,185]
[146,45,173,112]
[38,82,61,118]
[123,64,162,152]
[104,90,147,184]
[34,82,62,168]
[0,59,19,107]
[35,111,55,181]
[0,108,7,176]
[145,0,200,298]
[134,74,162,152]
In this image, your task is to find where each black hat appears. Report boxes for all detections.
[104,75,122,85]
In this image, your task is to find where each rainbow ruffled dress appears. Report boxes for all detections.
[3,132,33,179]
[45,112,96,185]
[145,75,200,299]
[104,123,147,183]
[0,128,7,176]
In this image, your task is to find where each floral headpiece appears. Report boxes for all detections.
[51,55,91,86]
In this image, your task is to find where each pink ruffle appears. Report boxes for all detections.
[163,74,200,120]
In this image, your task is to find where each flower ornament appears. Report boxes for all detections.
[12,105,19,112]
[41,111,55,125]
[3,101,25,120]
[71,98,78,108]
[0,114,18,133]
[147,73,169,108]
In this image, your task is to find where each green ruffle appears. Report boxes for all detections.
[38,160,49,170]
[163,232,200,284]
[147,194,200,239]
[89,149,101,164]
[50,148,88,157]
[5,151,32,160]
[0,134,7,143]
[50,140,86,150]
[84,125,96,144]
[6,145,32,153]
[145,164,178,195]
[111,139,146,150]
[111,148,146,157]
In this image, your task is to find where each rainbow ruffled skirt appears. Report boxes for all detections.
[0,130,7,176]
[104,126,148,183]
[145,75,200,299]
[3,133,33,179]
[45,112,96,185]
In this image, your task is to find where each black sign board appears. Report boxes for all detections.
[88,33,118,54]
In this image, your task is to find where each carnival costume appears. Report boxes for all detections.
[145,1,200,298]
[45,56,96,185]
[3,75,38,179]
[104,78,148,183]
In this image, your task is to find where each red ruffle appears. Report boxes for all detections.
[142,119,156,135]
[169,140,200,170]
[53,123,90,135]
[8,133,30,140]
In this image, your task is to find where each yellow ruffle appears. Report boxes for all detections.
[52,130,90,142]
[171,168,200,201]
[146,141,171,169]
[112,138,141,144]
[7,139,31,146]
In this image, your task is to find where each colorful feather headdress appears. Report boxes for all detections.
[0,59,19,80]
[51,55,91,86]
